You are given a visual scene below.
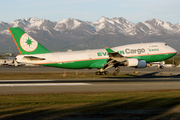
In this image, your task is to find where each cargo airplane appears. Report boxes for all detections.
[9,27,177,76]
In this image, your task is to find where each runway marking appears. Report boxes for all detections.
[0,83,91,87]
[0,80,57,82]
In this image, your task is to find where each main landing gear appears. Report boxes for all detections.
[95,71,108,75]
[95,67,120,76]
[95,68,108,75]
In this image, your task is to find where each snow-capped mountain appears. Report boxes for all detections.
[91,16,134,32]
[124,19,180,36]
[2,17,179,36]
[0,17,180,52]
[54,18,82,31]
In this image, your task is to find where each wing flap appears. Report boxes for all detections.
[104,47,128,70]
[105,47,127,62]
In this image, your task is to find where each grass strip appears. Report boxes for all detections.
[0,91,180,119]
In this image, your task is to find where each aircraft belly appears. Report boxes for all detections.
[43,59,105,69]
[57,58,94,69]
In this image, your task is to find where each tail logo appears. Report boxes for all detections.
[20,33,38,52]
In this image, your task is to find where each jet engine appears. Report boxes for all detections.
[124,58,147,68]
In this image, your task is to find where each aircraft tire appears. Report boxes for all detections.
[104,71,108,75]
[160,66,164,69]
[116,69,120,73]
[113,71,118,76]
[113,72,118,76]
[95,71,100,75]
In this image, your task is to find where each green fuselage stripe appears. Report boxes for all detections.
[41,53,176,69]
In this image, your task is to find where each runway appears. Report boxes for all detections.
[1,66,180,94]
[1,77,180,94]
[1,66,180,75]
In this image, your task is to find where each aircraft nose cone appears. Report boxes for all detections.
[172,47,177,54]
[170,47,177,57]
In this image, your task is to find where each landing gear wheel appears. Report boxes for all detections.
[95,71,100,75]
[160,65,164,69]
[100,72,104,75]
[116,69,120,73]
[104,71,108,75]
[95,71,109,75]
[113,71,118,76]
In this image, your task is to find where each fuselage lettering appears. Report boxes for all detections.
[125,48,145,54]
[97,50,124,56]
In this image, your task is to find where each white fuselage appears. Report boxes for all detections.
[16,42,177,65]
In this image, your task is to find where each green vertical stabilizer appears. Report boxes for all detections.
[9,27,51,55]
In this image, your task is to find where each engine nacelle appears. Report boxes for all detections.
[136,60,147,68]
[125,58,147,68]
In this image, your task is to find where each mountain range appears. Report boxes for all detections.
[0,17,180,53]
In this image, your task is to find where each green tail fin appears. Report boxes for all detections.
[9,27,51,55]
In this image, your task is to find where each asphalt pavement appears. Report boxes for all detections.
[0,66,180,94]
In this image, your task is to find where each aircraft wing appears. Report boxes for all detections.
[4,57,16,59]
[105,47,127,62]
[103,47,127,70]
[22,56,46,61]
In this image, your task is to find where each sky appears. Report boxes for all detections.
[1,0,180,24]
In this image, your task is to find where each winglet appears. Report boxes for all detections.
[105,47,115,53]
